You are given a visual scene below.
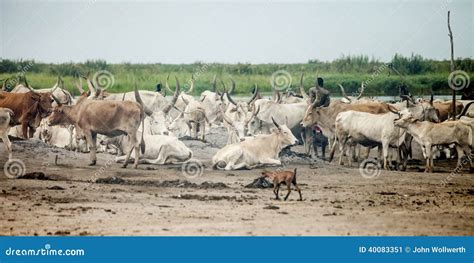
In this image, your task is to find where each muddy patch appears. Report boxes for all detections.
[95,177,228,189]
[18,172,55,180]
[172,194,239,202]
[245,177,274,188]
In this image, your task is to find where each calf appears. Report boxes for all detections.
[261,168,302,201]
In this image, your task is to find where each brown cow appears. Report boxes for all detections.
[48,82,145,168]
[0,83,56,138]
[432,100,464,121]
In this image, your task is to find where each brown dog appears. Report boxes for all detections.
[261,168,302,201]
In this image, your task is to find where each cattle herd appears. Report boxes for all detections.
[0,73,473,177]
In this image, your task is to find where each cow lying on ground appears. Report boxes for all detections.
[394,111,473,173]
[101,134,193,165]
[0,108,14,159]
[212,118,298,170]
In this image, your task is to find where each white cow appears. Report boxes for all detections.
[212,118,298,170]
[104,134,193,165]
[394,111,473,173]
[0,108,14,159]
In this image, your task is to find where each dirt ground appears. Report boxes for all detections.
[0,127,473,236]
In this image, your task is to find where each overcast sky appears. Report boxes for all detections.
[1,0,472,64]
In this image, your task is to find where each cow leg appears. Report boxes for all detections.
[192,122,198,139]
[21,123,28,139]
[284,182,291,201]
[85,132,97,166]
[2,132,12,160]
[351,144,358,163]
[300,129,308,155]
[263,158,282,166]
[200,122,206,141]
[328,142,336,162]
[273,184,279,200]
[28,126,35,139]
[293,182,303,201]
[424,144,432,173]
[454,145,465,168]
[382,141,390,170]
[338,137,347,166]
[364,147,371,159]
[133,135,140,169]
[122,134,137,169]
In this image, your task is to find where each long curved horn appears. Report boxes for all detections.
[218,80,226,97]
[162,77,181,114]
[121,92,126,101]
[134,82,153,116]
[226,92,237,106]
[387,103,400,115]
[80,73,96,94]
[93,74,103,97]
[165,74,173,93]
[23,75,32,88]
[430,89,434,105]
[271,117,280,129]
[185,74,194,94]
[299,73,309,99]
[2,78,8,91]
[229,77,236,94]
[24,83,39,94]
[338,84,351,101]
[356,83,365,100]
[51,93,61,105]
[181,95,190,105]
[220,108,234,126]
[274,91,281,103]
[211,75,217,92]
[73,76,84,94]
[248,84,259,104]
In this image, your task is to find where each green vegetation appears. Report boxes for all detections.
[0,54,472,96]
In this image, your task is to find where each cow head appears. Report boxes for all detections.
[145,112,170,135]
[408,100,440,123]
[393,110,417,128]
[47,103,70,126]
[244,105,260,136]
[301,102,319,127]
[29,91,55,118]
[271,117,298,147]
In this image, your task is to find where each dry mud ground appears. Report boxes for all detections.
[0,127,473,236]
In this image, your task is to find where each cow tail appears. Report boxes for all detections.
[140,115,145,154]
